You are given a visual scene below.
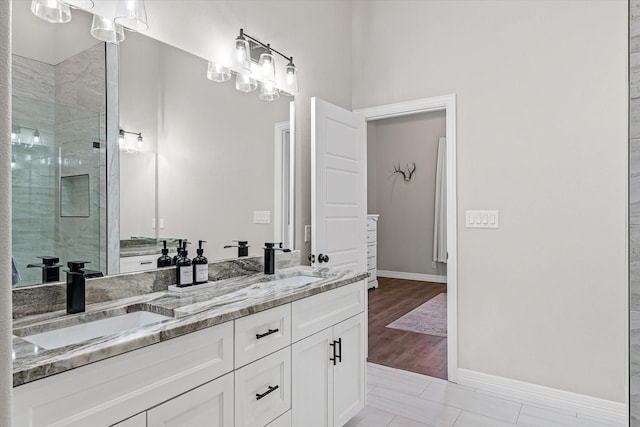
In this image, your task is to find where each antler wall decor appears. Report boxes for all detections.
[393,163,417,182]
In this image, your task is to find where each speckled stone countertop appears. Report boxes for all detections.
[12,266,368,387]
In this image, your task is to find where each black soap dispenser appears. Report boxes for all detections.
[157,240,172,267]
[193,240,209,285]
[176,241,193,287]
[172,239,183,265]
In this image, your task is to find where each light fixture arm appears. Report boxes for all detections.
[240,29,294,64]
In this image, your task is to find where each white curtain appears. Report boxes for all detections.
[433,137,447,263]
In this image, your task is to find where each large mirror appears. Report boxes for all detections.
[11,3,294,287]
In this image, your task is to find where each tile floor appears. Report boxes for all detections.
[346,363,622,427]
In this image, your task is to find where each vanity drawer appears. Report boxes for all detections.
[291,280,365,342]
[120,255,158,274]
[366,229,376,243]
[234,304,291,368]
[235,347,291,427]
[267,411,291,427]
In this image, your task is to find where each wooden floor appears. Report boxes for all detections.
[367,277,448,379]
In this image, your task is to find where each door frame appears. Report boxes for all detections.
[274,101,296,249]
[354,94,458,382]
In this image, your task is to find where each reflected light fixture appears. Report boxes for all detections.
[11,155,16,169]
[11,128,19,144]
[33,130,41,144]
[208,28,298,101]
[119,128,143,153]
[114,0,149,32]
[91,15,125,44]
[30,0,71,23]
[207,61,231,82]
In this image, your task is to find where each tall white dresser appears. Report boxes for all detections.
[367,214,379,289]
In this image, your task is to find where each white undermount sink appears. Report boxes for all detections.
[20,311,172,350]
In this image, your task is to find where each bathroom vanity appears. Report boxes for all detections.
[12,265,367,427]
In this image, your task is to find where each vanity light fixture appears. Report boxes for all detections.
[64,0,94,9]
[33,130,41,144]
[91,15,125,44]
[30,0,71,24]
[114,0,149,32]
[209,28,299,100]
[119,129,143,153]
[11,155,16,170]
[11,128,19,144]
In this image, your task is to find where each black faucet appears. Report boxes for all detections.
[263,242,291,275]
[65,261,104,314]
[27,256,62,283]
[224,240,249,257]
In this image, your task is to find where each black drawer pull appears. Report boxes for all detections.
[256,328,279,339]
[329,339,338,365]
[336,337,342,363]
[140,261,153,265]
[256,385,279,400]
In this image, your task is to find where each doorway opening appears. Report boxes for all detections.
[356,95,458,382]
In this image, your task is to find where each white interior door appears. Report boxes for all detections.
[311,97,367,271]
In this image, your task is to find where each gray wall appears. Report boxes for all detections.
[1,2,12,424]
[354,0,626,403]
[631,0,640,423]
[367,111,447,277]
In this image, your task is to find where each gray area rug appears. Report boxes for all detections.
[386,292,447,337]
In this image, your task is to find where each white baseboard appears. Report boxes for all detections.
[377,270,447,284]
[457,369,626,426]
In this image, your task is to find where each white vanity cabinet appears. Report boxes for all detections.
[146,372,234,427]
[14,279,367,427]
[120,254,160,274]
[291,282,366,427]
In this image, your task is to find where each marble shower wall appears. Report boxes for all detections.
[632,0,640,424]
[10,44,107,287]
[11,56,57,286]
[54,43,106,274]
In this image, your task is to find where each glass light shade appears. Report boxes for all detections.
[91,15,125,44]
[258,52,276,84]
[11,129,19,143]
[281,63,298,97]
[114,0,148,32]
[230,37,251,75]
[207,61,231,82]
[63,0,94,9]
[235,73,258,92]
[259,81,280,102]
[136,134,144,151]
[33,130,40,144]
[118,130,125,148]
[31,0,71,23]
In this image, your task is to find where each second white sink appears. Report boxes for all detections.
[21,311,172,350]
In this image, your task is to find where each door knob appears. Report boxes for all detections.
[318,254,330,263]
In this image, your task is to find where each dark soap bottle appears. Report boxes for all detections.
[193,240,209,285]
[176,241,193,287]
[157,240,173,267]
[171,239,184,265]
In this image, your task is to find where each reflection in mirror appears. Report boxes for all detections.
[119,32,294,267]
[11,4,107,287]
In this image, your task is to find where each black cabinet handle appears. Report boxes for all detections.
[256,385,279,400]
[330,338,342,365]
[256,328,279,339]
[308,254,315,263]
[140,261,153,265]
[318,254,330,263]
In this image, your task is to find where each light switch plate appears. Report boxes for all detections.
[253,211,271,224]
[466,210,499,228]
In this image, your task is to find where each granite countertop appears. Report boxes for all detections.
[12,266,368,387]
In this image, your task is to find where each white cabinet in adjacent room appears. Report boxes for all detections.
[366,214,379,289]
